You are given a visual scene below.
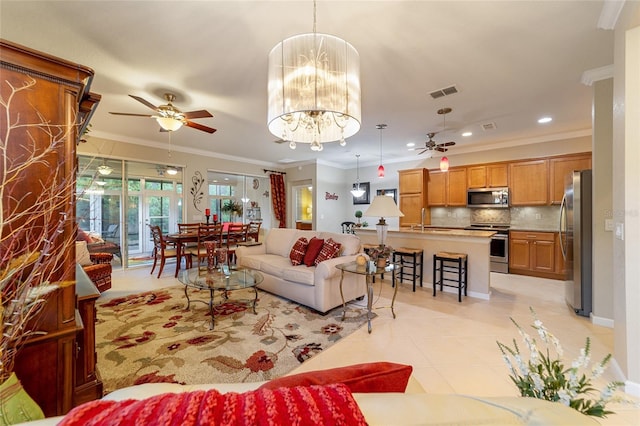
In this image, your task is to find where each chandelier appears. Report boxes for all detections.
[267,0,361,151]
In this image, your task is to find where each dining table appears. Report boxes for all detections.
[165,231,198,277]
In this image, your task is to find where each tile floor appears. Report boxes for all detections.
[109,264,639,425]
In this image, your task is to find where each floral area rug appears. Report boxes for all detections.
[96,286,372,394]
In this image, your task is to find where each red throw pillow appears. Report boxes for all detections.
[314,238,342,266]
[289,237,309,266]
[303,237,324,267]
[59,383,367,426]
[259,362,413,393]
[77,228,92,243]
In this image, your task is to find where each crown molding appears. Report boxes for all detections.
[598,0,625,30]
[581,64,615,86]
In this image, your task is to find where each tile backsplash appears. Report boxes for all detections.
[431,206,560,231]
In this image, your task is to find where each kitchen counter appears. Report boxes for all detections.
[355,228,493,299]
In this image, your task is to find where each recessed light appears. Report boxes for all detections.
[538,117,552,124]
[406,142,415,147]
[462,131,472,137]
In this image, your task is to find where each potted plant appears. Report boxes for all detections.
[221,200,243,218]
[354,210,363,226]
[367,245,393,267]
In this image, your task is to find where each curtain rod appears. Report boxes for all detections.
[264,169,286,175]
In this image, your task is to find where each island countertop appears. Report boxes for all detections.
[355,227,493,299]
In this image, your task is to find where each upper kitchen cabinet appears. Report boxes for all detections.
[509,159,549,205]
[399,168,430,227]
[467,164,508,188]
[549,153,592,204]
[428,167,466,207]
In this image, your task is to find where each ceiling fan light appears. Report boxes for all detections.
[166,166,179,175]
[97,165,113,175]
[156,117,183,131]
[440,156,450,172]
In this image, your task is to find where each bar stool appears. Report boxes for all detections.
[433,252,468,302]
[392,247,424,292]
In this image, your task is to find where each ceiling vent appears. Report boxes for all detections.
[429,85,458,99]
[481,122,497,131]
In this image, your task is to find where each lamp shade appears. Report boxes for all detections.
[439,156,449,172]
[364,195,404,221]
[267,33,361,148]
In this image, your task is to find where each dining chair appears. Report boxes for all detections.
[149,225,184,278]
[186,223,224,270]
[177,222,200,253]
[341,221,356,234]
[247,221,262,242]
[226,223,249,248]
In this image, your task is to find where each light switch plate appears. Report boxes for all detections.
[615,223,624,240]
[605,219,614,231]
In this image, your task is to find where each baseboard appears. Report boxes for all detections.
[434,285,491,301]
[625,379,640,398]
[590,313,614,328]
[610,359,640,397]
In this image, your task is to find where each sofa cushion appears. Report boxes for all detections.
[303,237,324,267]
[76,241,93,266]
[259,362,413,393]
[260,256,293,278]
[321,232,361,256]
[58,383,366,426]
[314,238,342,266]
[264,228,299,257]
[282,265,315,286]
[289,237,308,266]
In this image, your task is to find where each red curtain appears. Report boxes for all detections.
[270,173,286,228]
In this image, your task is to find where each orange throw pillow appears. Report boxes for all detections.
[259,362,413,393]
[303,237,324,267]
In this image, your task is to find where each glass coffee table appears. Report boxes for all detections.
[178,267,263,329]
[335,261,400,333]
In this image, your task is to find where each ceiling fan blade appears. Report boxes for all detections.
[417,148,428,155]
[109,112,153,117]
[435,147,449,152]
[183,110,213,119]
[440,141,456,147]
[129,95,158,111]
[185,120,217,134]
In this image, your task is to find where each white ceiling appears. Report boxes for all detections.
[1,1,614,169]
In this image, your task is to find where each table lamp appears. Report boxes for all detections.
[364,195,404,247]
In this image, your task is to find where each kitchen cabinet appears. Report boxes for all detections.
[427,171,446,206]
[3,39,100,416]
[509,159,549,205]
[398,168,430,227]
[467,164,508,188]
[510,231,561,279]
[427,168,466,206]
[549,153,592,204]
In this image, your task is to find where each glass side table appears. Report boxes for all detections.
[335,261,400,333]
[178,267,263,329]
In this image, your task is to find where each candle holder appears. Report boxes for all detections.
[205,215,210,225]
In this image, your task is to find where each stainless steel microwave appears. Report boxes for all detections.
[467,188,509,208]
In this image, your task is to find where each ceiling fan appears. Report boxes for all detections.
[418,107,456,155]
[109,93,217,134]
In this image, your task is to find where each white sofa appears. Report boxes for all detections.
[235,228,366,313]
[21,377,597,425]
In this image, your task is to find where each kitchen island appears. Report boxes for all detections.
[355,227,495,299]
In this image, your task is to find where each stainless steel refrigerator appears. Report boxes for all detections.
[559,170,592,317]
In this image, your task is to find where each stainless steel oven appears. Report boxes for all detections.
[465,224,509,273]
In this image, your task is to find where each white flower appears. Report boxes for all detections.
[530,372,544,392]
[557,389,572,406]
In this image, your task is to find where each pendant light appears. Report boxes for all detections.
[376,124,387,178]
[440,156,450,172]
[350,154,365,197]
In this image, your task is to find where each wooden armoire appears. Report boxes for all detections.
[1,39,101,416]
